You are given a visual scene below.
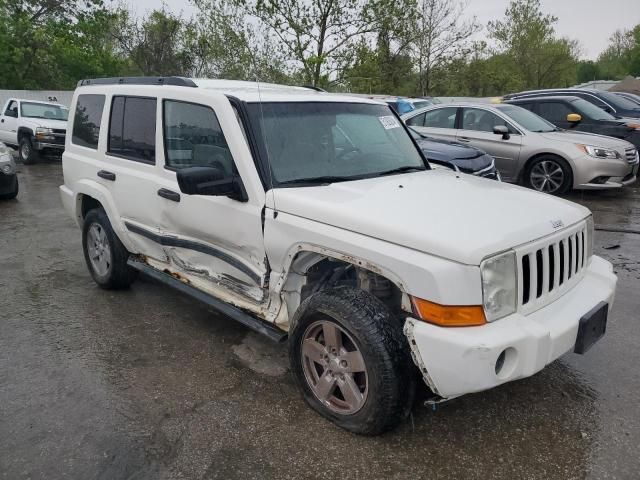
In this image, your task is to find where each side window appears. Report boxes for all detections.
[4,100,18,117]
[72,94,105,149]
[515,102,534,112]
[424,108,457,129]
[406,113,426,126]
[163,100,236,174]
[462,108,511,133]
[108,96,156,163]
[538,102,572,123]
[575,93,608,110]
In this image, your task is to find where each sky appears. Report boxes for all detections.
[129,0,640,60]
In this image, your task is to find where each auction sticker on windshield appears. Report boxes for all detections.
[379,116,400,129]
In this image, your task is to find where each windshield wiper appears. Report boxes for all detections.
[374,166,425,177]
[277,175,358,187]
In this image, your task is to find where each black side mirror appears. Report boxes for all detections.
[176,166,248,202]
[493,125,510,139]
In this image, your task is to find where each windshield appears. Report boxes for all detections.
[20,102,69,121]
[597,90,639,111]
[496,104,557,132]
[571,98,616,121]
[247,102,425,186]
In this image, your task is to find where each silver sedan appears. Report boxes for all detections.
[402,103,639,194]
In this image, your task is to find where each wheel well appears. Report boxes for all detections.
[80,194,103,221]
[281,252,410,329]
[521,152,573,184]
[17,128,33,142]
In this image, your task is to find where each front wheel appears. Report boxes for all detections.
[289,287,415,435]
[19,137,39,165]
[525,156,572,195]
[82,208,138,289]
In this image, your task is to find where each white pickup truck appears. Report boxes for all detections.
[0,98,68,164]
[60,77,617,435]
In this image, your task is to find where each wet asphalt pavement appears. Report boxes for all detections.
[1,162,639,480]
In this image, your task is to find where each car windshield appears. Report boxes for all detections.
[496,104,557,132]
[248,102,426,186]
[597,90,640,110]
[571,98,616,121]
[20,102,69,121]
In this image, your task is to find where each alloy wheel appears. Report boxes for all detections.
[530,160,565,193]
[87,223,112,277]
[301,319,368,415]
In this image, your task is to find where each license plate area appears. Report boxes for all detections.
[574,301,608,354]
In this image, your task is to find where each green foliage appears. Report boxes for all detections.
[488,0,578,90]
[0,0,129,89]
[596,26,640,79]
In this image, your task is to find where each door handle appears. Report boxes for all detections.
[97,170,116,181]
[458,137,470,142]
[1,119,4,123]
[157,188,181,202]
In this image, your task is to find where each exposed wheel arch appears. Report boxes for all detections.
[279,248,412,332]
[80,194,103,221]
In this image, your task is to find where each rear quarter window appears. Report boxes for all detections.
[72,94,106,149]
[108,96,156,163]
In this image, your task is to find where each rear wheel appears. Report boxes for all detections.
[525,156,572,195]
[82,208,138,289]
[289,287,415,435]
[19,137,38,165]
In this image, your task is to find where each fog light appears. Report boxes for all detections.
[495,347,517,379]
[1,164,11,174]
[589,176,610,184]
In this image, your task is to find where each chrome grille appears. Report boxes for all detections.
[624,147,638,164]
[516,222,588,313]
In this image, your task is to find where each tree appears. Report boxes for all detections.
[247,0,383,86]
[576,60,601,83]
[488,0,578,90]
[111,9,195,77]
[0,0,128,89]
[190,0,290,82]
[597,25,640,79]
[411,0,479,95]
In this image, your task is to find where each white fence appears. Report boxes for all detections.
[0,90,73,108]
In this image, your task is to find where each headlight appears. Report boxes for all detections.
[585,216,594,260]
[0,153,15,174]
[577,144,620,159]
[35,127,54,140]
[1,164,12,174]
[480,250,517,322]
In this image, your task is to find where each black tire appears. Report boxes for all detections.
[19,136,39,165]
[0,176,18,200]
[289,287,415,435]
[82,208,138,289]
[524,155,573,195]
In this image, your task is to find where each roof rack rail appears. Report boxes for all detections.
[300,85,327,92]
[77,76,198,88]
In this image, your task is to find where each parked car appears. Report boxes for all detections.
[402,103,638,194]
[0,98,68,164]
[409,128,501,180]
[613,91,640,106]
[61,77,617,435]
[504,95,640,149]
[503,88,640,119]
[385,97,435,114]
[0,142,18,199]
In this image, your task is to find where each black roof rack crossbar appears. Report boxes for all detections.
[77,76,197,88]
[300,85,327,92]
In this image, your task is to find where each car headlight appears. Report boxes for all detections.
[35,127,54,140]
[577,144,620,159]
[480,250,517,322]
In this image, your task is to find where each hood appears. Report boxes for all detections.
[272,170,589,265]
[415,136,484,161]
[21,118,68,130]
[538,130,631,150]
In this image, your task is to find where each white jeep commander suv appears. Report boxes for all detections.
[60,77,617,435]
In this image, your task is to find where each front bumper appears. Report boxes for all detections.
[404,255,617,398]
[0,172,18,194]
[34,141,65,151]
[574,154,638,189]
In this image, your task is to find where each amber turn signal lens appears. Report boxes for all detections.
[411,297,486,327]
